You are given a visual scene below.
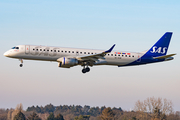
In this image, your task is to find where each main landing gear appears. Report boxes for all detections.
[19,59,23,67]
[82,66,90,73]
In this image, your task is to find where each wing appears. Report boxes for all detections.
[76,44,115,62]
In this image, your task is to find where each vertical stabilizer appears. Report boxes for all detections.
[144,32,172,57]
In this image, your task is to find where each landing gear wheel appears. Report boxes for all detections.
[82,69,86,73]
[86,67,90,72]
[82,67,90,73]
[20,64,23,67]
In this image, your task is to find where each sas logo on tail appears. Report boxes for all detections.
[150,46,167,54]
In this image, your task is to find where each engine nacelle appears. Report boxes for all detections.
[57,57,78,68]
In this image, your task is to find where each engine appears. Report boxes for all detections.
[57,57,78,68]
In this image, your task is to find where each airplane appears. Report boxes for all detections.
[4,32,176,73]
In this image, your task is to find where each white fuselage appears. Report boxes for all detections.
[4,45,141,66]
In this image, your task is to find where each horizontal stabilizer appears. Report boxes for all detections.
[153,54,176,59]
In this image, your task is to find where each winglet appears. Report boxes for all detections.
[105,44,116,53]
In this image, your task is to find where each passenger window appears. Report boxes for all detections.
[36,49,38,51]
[65,51,67,53]
[44,49,45,51]
[58,50,60,52]
[72,51,74,53]
[84,52,86,54]
[76,51,79,53]
[47,50,49,52]
[40,49,42,51]
[108,54,109,56]
[111,54,113,56]
[33,49,35,50]
[80,52,82,54]
[122,55,124,57]
[118,54,120,56]
[129,55,131,57]
[51,50,53,52]
[115,54,116,56]
[132,55,134,57]
[88,52,90,54]
[125,55,127,57]
[54,50,56,52]
[91,53,93,54]
[61,51,63,52]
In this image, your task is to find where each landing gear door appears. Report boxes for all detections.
[25,45,30,54]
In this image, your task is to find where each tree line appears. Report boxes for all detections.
[0,97,180,120]
[26,104,122,117]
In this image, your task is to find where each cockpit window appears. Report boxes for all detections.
[12,47,19,49]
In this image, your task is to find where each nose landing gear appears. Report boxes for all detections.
[19,59,23,67]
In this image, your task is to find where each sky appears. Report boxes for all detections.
[0,0,180,111]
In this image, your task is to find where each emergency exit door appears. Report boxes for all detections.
[25,45,30,54]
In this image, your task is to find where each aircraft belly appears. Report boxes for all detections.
[105,58,136,66]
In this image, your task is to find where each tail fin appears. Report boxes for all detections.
[144,32,172,57]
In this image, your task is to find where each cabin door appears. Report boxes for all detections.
[137,53,141,62]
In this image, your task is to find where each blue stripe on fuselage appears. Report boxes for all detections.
[118,57,165,67]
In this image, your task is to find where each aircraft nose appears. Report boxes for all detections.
[3,51,9,57]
